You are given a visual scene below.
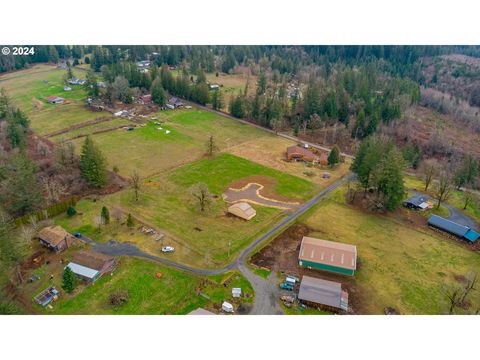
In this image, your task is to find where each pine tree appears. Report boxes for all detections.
[101,206,110,225]
[126,213,135,228]
[66,206,77,217]
[79,136,108,188]
[211,90,224,110]
[151,78,167,106]
[206,135,219,157]
[375,147,405,211]
[328,145,341,166]
[62,266,76,293]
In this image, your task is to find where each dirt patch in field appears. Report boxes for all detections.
[250,224,366,314]
[226,175,301,203]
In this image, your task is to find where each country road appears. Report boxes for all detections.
[78,173,355,314]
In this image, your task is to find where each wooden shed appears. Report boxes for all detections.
[37,226,75,253]
[228,202,256,221]
[298,276,349,312]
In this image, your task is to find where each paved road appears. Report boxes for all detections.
[409,191,479,230]
[77,173,355,314]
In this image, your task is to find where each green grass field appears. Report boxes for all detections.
[0,64,110,135]
[405,174,480,223]
[71,110,274,178]
[55,154,315,268]
[31,257,253,315]
[302,186,480,314]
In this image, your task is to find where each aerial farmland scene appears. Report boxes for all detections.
[1,44,480,316]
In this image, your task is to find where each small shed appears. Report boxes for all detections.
[228,202,256,221]
[37,226,75,253]
[141,94,152,104]
[46,96,64,104]
[66,262,100,283]
[232,288,242,298]
[298,236,357,276]
[222,301,234,313]
[34,287,59,307]
[298,276,348,312]
[168,97,184,108]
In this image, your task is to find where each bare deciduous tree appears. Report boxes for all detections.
[460,271,477,305]
[420,158,439,191]
[55,140,76,169]
[41,177,68,205]
[130,170,141,201]
[435,169,454,209]
[190,183,212,212]
[444,283,464,315]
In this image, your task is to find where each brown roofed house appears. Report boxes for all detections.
[318,152,329,165]
[286,146,316,162]
[37,226,75,253]
[72,250,116,276]
[299,236,357,275]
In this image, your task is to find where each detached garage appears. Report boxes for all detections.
[298,236,357,276]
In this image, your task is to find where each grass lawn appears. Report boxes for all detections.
[49,117,132,141]
[55,154,315,268]
[27,257,254,315]
[0,64,110,135]
[405,174,479,223]
[227,135,352,188]
[302,187,480,314]
[71,109,273,178]
[252,267,272,279]
[171,153,315,200]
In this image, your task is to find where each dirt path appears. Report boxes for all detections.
[223,183,300,210]
[76,173,354,314]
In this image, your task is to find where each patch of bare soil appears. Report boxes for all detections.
[226,175,301,203]
[250,224,365,314]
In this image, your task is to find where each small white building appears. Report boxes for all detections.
[222,301,234,313]
[232,288,242,298]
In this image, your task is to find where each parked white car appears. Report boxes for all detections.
[161,246,175,253]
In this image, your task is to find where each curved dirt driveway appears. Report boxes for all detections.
[223,183,300,210]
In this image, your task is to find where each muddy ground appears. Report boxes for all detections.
[250,224,366,314]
